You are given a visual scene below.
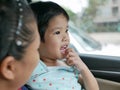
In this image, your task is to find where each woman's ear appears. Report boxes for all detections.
[0,56,16,80]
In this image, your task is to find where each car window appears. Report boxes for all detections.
[69,21,102,51]
[32,0,120,57]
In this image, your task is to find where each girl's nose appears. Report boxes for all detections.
[62,33,69,42]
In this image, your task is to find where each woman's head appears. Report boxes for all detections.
[30,1,69,42]
[0,0,40,89]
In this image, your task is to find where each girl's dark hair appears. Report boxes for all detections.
[0,0,35,61]
[30,1,69,42]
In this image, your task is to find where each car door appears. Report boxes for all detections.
[80,53,120,90]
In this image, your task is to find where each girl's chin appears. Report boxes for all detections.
[61,53,66,58]
[60,50,66,54]
[60,50,66,58]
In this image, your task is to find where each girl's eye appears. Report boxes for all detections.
[66,29,69,33]
[55,31,60,34]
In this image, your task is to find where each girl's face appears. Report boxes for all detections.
[40,14,70,60]
[14,21,40,87]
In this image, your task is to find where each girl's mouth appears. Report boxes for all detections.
[60,45,68,54]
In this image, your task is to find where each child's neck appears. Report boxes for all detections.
[41,58,67,66]
[44,60,58,66]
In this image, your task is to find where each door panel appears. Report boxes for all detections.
[80,54,120,83]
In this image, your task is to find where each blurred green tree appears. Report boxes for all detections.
[80,0,108,32]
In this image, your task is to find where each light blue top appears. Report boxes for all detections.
[27,60,81,90]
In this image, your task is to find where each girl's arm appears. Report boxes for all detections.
[78,64,99,90]
[66,48,99,90]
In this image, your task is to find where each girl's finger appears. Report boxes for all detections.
[66,59,74,66]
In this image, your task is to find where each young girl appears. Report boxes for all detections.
[0,0,40,90]
[27,1,99,90]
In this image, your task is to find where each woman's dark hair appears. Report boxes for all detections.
[0,0,35,61]
[30,1,69,42]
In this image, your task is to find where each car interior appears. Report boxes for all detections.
[27,0,120,90]
[80,53,120,90]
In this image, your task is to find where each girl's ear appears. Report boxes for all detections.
[0,56,16,80]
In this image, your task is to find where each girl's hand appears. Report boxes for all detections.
[65,48,87,71]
